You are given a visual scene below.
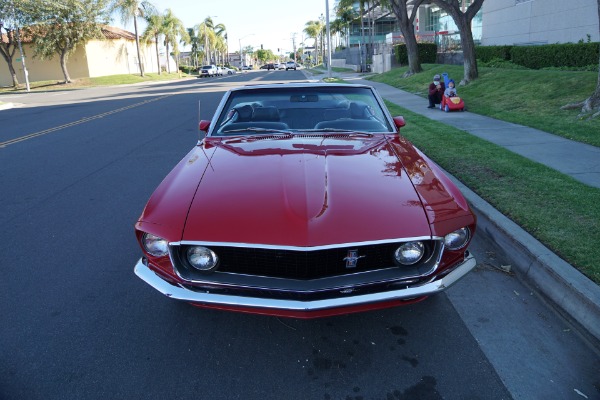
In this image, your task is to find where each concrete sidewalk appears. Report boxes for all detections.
[310,71,600,344]
[349,75,600,189]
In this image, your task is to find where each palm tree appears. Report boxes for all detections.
[304,20,323,65]
[330,18,345,50]
[185,26,202,69]
[111,0,156,77]
[197,17,217,65]
[142,13,164,74]
[213,23,227,65]
[161,8,186,73]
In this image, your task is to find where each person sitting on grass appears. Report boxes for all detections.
[428,74,445,108]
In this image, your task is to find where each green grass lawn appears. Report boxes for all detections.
[369,64,600,147]
[385,100,600,284]
[0,72,192,93]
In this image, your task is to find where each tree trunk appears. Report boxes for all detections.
[154,34,161,75]
[133,16,144,77]
[59,50,71,83]
[166,42,171,73]
[0,30,20,87]
[8,62,19,87]
[457,17,478,83]
[389,0,424,76]
[431,0,484,84]
[0,53,19,86]
[581,2,600,115]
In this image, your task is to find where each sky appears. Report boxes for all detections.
[113,0,335,55]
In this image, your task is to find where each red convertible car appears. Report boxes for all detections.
[134,83,476,318]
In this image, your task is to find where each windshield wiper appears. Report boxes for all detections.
[221,127,294,136]
[300,129,374,137]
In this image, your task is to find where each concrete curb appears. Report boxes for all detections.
[449,175,600,344]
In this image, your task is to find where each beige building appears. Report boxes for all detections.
[1,26,167,87]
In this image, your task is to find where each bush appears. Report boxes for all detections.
[475,45,513,62]
[478,57,529,69]
[510,42,599,69]
[179,65,195,74]
[395,43,437,65]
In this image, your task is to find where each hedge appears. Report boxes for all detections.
[475,45,512,62]
[395,43,437,64]
[475,42,599,69]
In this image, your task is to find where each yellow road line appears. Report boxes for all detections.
[0,95,171,149]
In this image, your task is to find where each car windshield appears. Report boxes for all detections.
[212,86,394,136]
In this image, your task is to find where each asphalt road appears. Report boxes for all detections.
[1,70,598,400]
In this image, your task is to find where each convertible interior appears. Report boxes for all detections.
[217,100,390,134]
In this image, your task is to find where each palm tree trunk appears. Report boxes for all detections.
[133,16,144,77]
[154,34,161,74]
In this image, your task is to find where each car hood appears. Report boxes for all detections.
[181,135,434,247]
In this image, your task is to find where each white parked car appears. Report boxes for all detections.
[199,65,218,77]
[222,67,236,75]
[285,61,297,70]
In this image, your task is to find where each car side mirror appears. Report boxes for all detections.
[393,116,406,129]
[199,120,211,140]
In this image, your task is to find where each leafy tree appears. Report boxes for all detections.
[141,13,163,74]
[25,0,111,83]
[197,17,215,65]
[255,48,275,64]
[430,0,484,84]
[213,22,226,65]
[183,26,201,69]
[110,0,156,77]
[387,0,425,77]
[161,8,186,73]
[304,20,324,64]
[334,2,358,48]
[0,1,28,87]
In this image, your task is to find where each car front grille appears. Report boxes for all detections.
[170,240,442,283]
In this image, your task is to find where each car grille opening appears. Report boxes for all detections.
[172,240,442,282]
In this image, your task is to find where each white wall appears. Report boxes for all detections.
[482,0,599,45]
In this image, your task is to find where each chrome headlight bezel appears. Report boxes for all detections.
[394,241,425,266]
[444,227,471,251]
[186,246,219,272]
[141,233,169,257]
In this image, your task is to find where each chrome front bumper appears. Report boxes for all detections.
[134,253,476,313]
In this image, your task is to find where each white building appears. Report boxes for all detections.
[481,0,599,45]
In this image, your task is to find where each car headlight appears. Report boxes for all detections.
[394,241,425,265]
[142,233,169,257]
[186,246,219,272]
[444,228,471,250]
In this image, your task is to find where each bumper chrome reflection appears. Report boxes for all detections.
[134,253,476,312]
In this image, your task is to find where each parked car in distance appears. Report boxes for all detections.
[134,83,477,319]
[199,65,218,77]
[278,63,286,70]
[242,65,252,70]
[222,67,236,75]
[285,61,297,70]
